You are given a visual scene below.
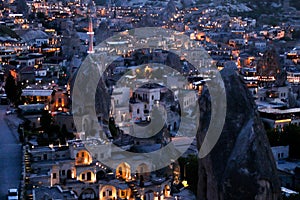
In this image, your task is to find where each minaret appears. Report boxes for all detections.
[87,17,94,54]
[87,1,95,54]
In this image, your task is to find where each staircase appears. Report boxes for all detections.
[127,181,141,200]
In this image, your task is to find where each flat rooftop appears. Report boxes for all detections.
[277,160,300,174]
[22,89,53,96]
[259,107,300,114]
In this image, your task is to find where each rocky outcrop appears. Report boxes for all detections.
[160,0,177,21]
[95,21,114,45]
[197,68,281,200]
[275,69,287,87]
[166,52,183,73]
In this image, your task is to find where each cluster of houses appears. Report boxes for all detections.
[0,0,300,198]
[25,138,175,200]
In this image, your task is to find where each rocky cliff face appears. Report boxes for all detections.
[197,68,281,200]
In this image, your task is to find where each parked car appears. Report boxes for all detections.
[5,110,12,115]
[7,188,18,200]
[6,109,17,115]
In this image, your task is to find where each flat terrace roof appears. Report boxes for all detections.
[259,107,300,114]
[22,89,53,96]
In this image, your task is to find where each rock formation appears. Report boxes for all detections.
[160,0,177,21]
[257,49,280,78]
[166,52,183,73]
[95,21,113,45]
[197,68,281,200]
[274,68,287,87]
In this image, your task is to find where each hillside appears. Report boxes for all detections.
[0,25,20,39]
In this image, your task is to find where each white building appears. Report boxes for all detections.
[15,57,35,67]
[130,102,147,121]
[133,83,162,110]
[259,107,300,130]
[112,87,131,107]
[271,146,289,161]
[178,90,197,110]
[111,87,131,124]
[254,40,267,50]
[35,68,47,77]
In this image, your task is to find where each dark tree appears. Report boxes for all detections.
[282,125,300,159]
[266,124,300,159]
[36,12,46,21]
[61,124,74,140]
[109,117,118,138]
[4,73,20,105]
[178,155,198,195]
[16,0,29,16]
[40,110,53,132]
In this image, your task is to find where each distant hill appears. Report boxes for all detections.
[96,0,299,12]
[106,0,192,8]
[215,0,299,11]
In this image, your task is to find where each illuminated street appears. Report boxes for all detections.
[0,106,22,200]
